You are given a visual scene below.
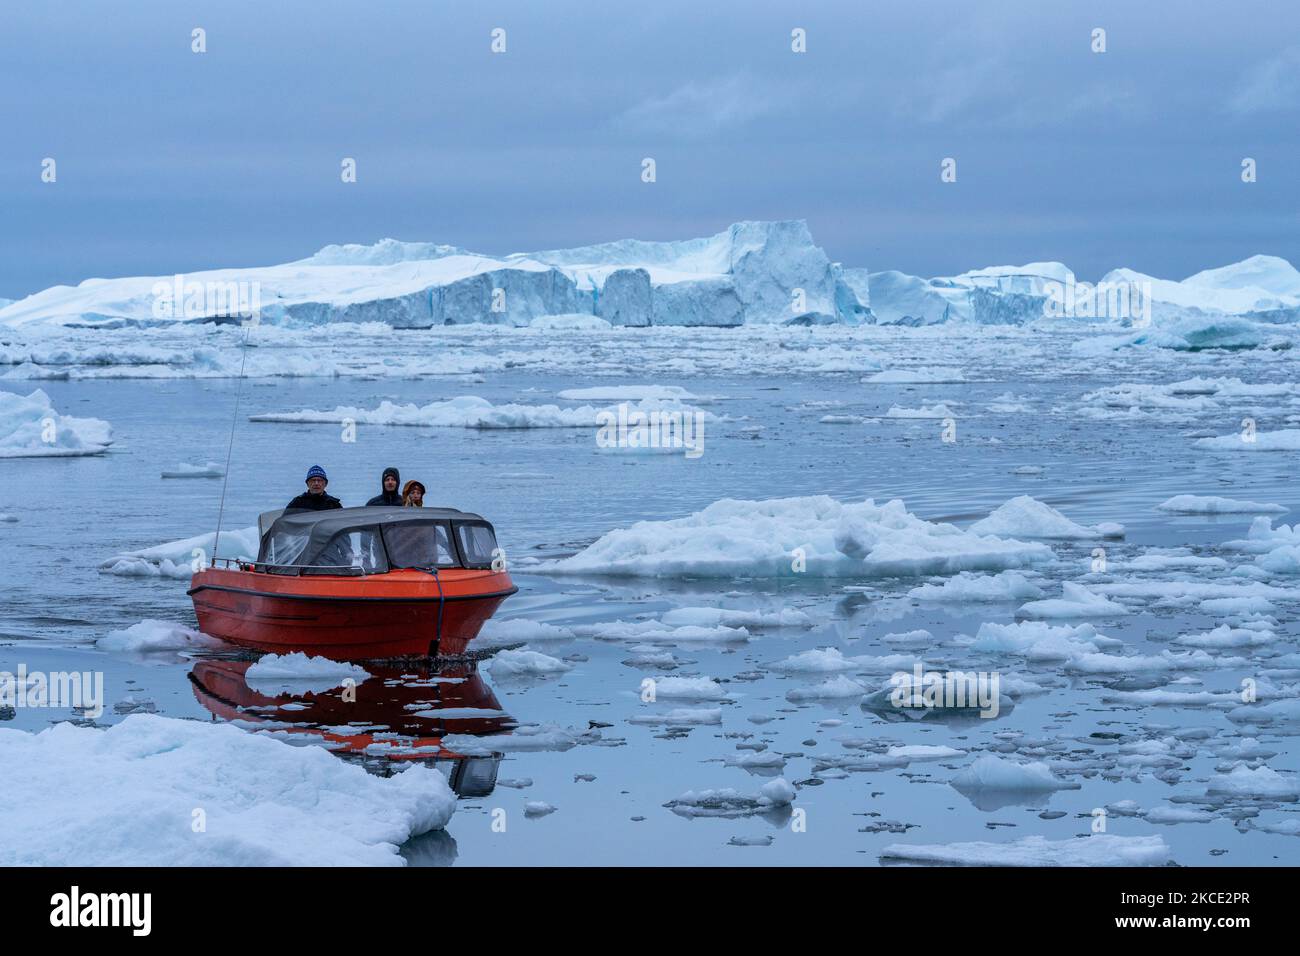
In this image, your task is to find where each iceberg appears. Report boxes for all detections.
[542,495,1053,578]
[0,387,112,457]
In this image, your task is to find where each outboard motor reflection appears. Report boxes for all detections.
[188,659,512,797]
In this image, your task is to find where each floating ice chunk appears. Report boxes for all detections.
[650,676,729,701]
[627,707,722,727]
[728,834,774,846]
[1257,547,1300,575]
[1144,806,1214,824]
[908,571,1045,602]
[0,388,112,457]
[99,526,259,579]
[557,385,700,401]
[1207,765,1300,800]
[864,367,966,384]
[660,606,812,629]
[524,801,558,817]
[950,755,1080,794]
[1092,578,1296,604]
[1065,649,1222,674]
[96,620,225,654]
[970,496,1124,540]
[881,834,1170,867]
[768,647,861,674]
[484,649,574,679]
[1124,552,1228,572]
[245,653,372,694]
[725,751,787,770]
[887,744,966,761]
[1200,596,1277,615]
[544,495,1052,579]
[253,395,604,429]
[1017,582,1129,619]
[0,713,455,865]
[785,676,867,701]
[439,723,595,754]
[1198,429,1300,452]
[1156,495,1286,514]
[664,778,796,818]
[884,403,956,419]
[969,621,1115,660]
[881,629,934,647]
[470,618,577,650]
[160,460,225,479]
[575,619,752,644]
[1174,625,1276,649]
[1227,698,1300,730]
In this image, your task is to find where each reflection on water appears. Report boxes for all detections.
[188,658,513,797]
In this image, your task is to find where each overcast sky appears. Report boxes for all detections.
[1,0,1297,295]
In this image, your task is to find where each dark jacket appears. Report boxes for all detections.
[365,467,402,507]
[285,491,343,512]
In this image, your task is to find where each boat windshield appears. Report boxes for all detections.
[384,521,458,570]
[263,525,389,573]
[455,522,500,568]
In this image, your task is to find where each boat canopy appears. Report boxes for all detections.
[257,506,500,573]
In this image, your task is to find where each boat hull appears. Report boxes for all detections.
[188,566,516,659]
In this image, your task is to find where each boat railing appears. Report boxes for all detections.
[209,556,368,576]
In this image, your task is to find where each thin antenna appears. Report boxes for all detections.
[212,322,253,564]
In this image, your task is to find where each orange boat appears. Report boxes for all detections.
[189,506,517,660]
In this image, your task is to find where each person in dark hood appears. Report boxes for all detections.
[285,465,343,512]
[365,467,403,506]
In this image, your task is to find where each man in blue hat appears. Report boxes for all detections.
[285,465,343,512]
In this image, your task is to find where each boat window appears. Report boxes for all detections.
[455,522,499,569]
[263,527,311,566]
[383,522,458,569]
[319,530,389,573]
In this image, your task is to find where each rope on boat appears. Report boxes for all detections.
[212,323,253,565]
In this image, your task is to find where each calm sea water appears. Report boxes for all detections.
[3,330,1298,865]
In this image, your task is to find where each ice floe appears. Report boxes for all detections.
[0,388,112,457]
[0,713,455,865]
[543,495,1052,578]
[880,834,1170,867]
[970,496,1124,540]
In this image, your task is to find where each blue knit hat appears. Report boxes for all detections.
[305,464,328,482]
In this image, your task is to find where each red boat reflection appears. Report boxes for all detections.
[189,658,513,796]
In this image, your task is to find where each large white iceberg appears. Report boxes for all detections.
[543,495,1052,578]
